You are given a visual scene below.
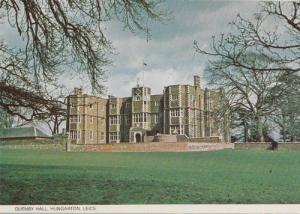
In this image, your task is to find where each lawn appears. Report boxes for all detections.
[1,148,300,204]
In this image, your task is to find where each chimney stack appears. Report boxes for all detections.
[74,87,82,95]
[194,75,200,88]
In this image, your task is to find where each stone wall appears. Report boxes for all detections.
[0,139,56,145]
[280,143,300,150]
[189,136,221,143]
[152,135,220,143]
[152,134,177,142]
[73,142,234,152]
[144,136,155,142]
[0,138,235,152]
[73,142,188,152]
[235,142,300,150]
[0,143,64,151]
[177,134,189,142]
[188,143,234,151]
[0,138,67,151]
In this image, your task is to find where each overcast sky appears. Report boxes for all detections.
[0,1,261,97]
[100,0,260,97]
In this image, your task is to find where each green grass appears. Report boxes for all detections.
[1,149,300,204]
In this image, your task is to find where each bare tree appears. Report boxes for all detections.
[44,114,65,135]
[195,2,300,75]
[270,74,300,142]
[194,1,300,142]
[202,52,285,142]
[0,0,165,121]
[0,107,13,128]
[42,88,69,135]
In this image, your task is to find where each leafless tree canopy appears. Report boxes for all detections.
[0,0,164,122]
[195,1,300,142]
[194,2,300,74]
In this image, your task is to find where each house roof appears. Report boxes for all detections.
[0,127,50,139]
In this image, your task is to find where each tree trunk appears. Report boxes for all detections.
[243,120,248,142]
[290,114,295,142]
[256,115,264,142]
[282,115,286,142]
[291,135,295,142]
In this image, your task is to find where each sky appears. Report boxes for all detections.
[0,1,264,134]
[0,1,260,98]
[100,0,260,97]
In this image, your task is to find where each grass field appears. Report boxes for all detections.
[1,149,300,204]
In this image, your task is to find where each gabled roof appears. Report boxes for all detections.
[0,127,50,139]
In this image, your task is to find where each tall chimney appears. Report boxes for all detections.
[194,75,200,88]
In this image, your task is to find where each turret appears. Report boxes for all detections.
[194,75,200,88]
[74,87,82,95]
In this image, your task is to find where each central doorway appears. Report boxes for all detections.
[135,133,141,143]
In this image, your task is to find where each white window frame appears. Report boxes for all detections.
[70,115,80,123]
[170,126,180,135]
[170,109,180,117]
[180,125,184,135]
[70,130,80,140]
[189,95,195,104]
[110,103,117,109]
[110,116,119,125]
[154,114,158,124]
[180,108,184,116]
[89,130,93,140]
[133,113,147,123]
[171,94,178,100]
[110,132,118,141]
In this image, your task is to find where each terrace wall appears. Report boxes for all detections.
[235,142,300,150]
[73,142,187,152]
[188,142,234,151]
[73,142,234,152]
[0,139,234,152]
[189,136,221,143]
[0,142,64,151]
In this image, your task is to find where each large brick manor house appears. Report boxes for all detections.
[66,75,230,144]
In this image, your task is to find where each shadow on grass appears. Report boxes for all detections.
[1,163,299,204]
[0,164,213,204]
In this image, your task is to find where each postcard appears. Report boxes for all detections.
[0,1,299,213]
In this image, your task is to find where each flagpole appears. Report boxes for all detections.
[143,68,145,87]
[142,61,148,87]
